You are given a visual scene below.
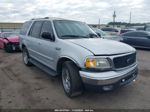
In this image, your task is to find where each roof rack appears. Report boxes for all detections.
[31,17,49,20]
[44,17,49,19]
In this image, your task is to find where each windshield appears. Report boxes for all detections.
[3,33,18,38]
[54,20,98,39]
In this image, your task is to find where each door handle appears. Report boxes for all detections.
[55,47,61,50]
[38,42,42,45]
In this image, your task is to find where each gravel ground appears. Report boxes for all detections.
[0,49,150,109]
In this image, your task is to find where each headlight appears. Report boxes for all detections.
[85,58,111,70]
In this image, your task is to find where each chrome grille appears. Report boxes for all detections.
[113,53,136,69]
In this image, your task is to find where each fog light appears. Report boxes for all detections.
[122,79,125,82]
[103,85,113,91]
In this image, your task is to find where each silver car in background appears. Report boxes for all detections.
[92,28,123,41]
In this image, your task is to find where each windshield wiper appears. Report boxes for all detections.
[61,35,88,38]
[87,33,98,38]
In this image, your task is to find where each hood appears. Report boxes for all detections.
[6,36,19,43]
[67,38,135,55]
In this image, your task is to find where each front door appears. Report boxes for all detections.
[37,21,58,70]
[27,21,44,61]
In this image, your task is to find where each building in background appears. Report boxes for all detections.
[0,23,23,32]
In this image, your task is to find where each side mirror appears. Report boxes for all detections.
[41,32,54,40]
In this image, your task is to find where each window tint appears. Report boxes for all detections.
[29,21,43,38]
[20,21,32,35]
[40,21,53,36]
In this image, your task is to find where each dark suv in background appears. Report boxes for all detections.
[120,31,150,49]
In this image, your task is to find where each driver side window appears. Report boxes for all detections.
[40,21,53,38]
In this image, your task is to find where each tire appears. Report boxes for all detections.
[22,47,32,66]
[62,61,83,97]
[4,43,13,53]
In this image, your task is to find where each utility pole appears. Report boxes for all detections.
[113,11,116,28]
[129,11,132,24]
[98,18,100,29]
[128,11,132,28]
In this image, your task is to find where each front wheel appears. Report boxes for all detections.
[62,61,83,98]
[22,47,32,66]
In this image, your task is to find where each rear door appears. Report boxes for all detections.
[27,21,44,61]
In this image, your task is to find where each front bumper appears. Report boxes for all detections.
[11,43,20,51]
[79,64,138,90]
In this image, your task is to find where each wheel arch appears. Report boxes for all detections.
[21,44,26,50]
[56,57,81,76]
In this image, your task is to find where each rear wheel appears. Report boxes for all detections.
[62,61,83,97]
[22,47,32,66]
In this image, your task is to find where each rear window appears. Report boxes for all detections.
[29,21,43,38]
[20,21,32,35]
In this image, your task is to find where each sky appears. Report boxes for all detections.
[0,0,149,24]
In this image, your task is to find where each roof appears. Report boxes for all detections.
[30,17,82,23]
[31,17,67,21]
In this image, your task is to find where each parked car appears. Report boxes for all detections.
[20,17,138,97]
[144,24,150,32]
[120,31,150,49]
[92,28,123,41]
[136,27,144,31]
[120,29,136,34]
[101,27,119,35]
[0,32,20,52]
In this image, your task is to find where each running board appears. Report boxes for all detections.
[30,58,57,76]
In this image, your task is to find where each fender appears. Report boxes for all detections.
[58,56,80,67]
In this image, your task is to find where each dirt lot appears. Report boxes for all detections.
[0,49,150,109]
